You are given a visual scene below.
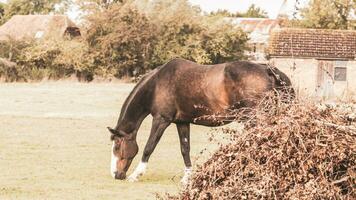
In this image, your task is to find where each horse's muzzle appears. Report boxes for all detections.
[114,172,126,180]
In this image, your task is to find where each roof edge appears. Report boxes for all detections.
[269,55,355,60]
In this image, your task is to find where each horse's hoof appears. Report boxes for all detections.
[127,175,138,182]
[180,179,189,186]
[181,167,192,186]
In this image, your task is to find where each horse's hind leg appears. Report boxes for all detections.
[176,123,192,184]
[127,115,170,182]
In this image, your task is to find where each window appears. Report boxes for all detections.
[334,61,347,81]
[334,67,347,81]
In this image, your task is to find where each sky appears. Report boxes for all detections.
[189,0,308,19]
[0,0,310,21]
[69,0,309,21]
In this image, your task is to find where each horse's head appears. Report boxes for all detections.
[107,127,138,180]
[267,66,295,101]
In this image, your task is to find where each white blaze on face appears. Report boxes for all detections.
[110,141,118,178]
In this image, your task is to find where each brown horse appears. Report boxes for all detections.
[107,58,293,182]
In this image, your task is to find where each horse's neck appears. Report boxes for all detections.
[117,105,149,134]
[115,74,155,134]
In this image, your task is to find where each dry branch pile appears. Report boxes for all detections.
[175,98,355,199]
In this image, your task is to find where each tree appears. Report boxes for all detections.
[299,0,355,29]
[85,3,156,77]
[200,23,249,64]
[208,4,267,18]
[83,0,249,77]
[0,3,5,21]
[242,4,268,18]
[141,0,210,65]
[76,0,128,10]
[209,9,239,17]
[142,0,248,66]
[2,0,69,24]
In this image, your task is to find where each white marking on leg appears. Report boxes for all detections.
[181,167,192,185]
[127,161,147,182]
[184,138,188,143]
[110,142,118,178]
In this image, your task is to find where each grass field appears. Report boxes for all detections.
[0,82,221,200]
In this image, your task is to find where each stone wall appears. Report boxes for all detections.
[270,58,356,100]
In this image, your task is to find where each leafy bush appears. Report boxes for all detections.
[0,0,250,81]
[0,38,33,81]
[0,37,32,61]
[20,38,94,80]
[84,0,249,77]
[0,57,22,81]
[0,38,94,81]
[200,23,249,64]
[143,0,248,66]
[85,3,156,78]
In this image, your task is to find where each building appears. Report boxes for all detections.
[228,17,281,62]
[0,15,81,41]
[224,0,298,62]
[269,28,356,99]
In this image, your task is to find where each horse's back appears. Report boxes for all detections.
[149,59,282,124]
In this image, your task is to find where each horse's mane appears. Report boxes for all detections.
[117,66,162,124]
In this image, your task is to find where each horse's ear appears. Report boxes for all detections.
[107,127,125,137]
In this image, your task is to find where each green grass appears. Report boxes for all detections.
[0,82,221,200]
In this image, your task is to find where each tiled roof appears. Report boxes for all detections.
[269,28,356,59]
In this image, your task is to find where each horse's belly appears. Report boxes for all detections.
[173,104,233,126]
[191,115,234,127]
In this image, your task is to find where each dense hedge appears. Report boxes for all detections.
[0,38,94,81]
[0,1,249,82]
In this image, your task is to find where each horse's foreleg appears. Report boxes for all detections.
[177,123,192,185]
[127,116,170,182]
